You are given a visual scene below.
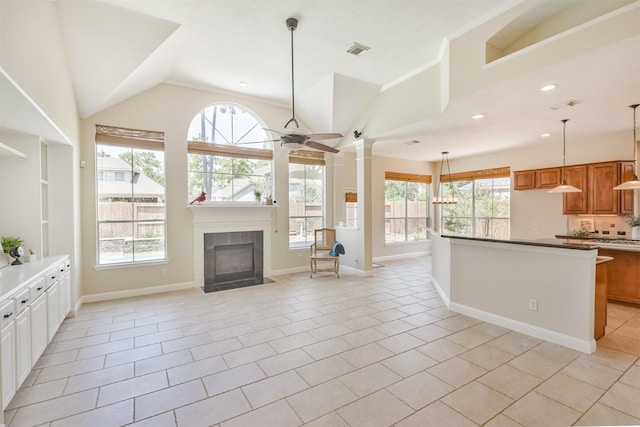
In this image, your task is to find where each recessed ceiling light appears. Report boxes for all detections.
[541,84,558,91]
[541,133,551,137]
[239,81,248,87]
[471,114,485,119]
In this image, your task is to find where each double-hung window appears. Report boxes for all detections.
[95,125,166,265]
[289,150,325,248]
[440,167,511,238]
[187,103,273,203]
[384,172,431,243]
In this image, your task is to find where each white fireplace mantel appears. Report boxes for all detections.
[189,205,274,287]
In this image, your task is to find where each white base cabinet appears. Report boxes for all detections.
[0,255,71,411]
[30,293,48,366]
[1,319,16,408]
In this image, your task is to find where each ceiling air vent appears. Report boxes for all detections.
[347,42,370,56]
[550,100,579,110]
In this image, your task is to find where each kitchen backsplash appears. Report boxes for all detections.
[567,215,634,237]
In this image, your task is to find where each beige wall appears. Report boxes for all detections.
[442,130,631,240]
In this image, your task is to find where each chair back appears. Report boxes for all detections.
[314,228,336,251]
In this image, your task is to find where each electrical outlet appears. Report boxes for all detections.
[161,268,167,276]
[529,299,538,311]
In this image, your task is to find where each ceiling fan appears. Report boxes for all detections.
[267,17,342,153]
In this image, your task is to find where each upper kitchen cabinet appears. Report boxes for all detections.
[619,161,635,214]
[563,165,589,214]
[562,161,634,215]
[513,167,561,190]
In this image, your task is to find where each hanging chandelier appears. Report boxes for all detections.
[614,104,640,190]
[433,151,457,204]
[549,119,582,193]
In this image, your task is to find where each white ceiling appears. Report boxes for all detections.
[53,0,640,161]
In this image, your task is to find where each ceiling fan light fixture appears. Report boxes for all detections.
[614,104,640,190]
[275,17,342,153]
[549,119,582,193]
[433,151,457,205]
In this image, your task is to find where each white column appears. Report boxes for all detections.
[353,138,374,275]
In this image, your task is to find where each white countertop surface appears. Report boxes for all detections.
[0,256,67,299]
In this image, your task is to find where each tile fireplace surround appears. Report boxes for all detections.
[190,205,273,291]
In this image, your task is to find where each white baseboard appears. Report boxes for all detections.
[449,302,596,354]
[78,281,195,305]
[430,274,450,308]
[373,251,429,263]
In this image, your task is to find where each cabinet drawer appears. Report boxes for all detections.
[29,277,47,301]
[46,269,58,288]
[1,299,16,329]
[14,288,31,315]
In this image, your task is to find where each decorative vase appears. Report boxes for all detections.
[632,226,640,240]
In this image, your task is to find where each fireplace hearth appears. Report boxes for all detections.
[203,231,267,293]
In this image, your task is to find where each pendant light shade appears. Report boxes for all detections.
[433,151,457,204]
[613,104,640,190]
[549,119,582,193]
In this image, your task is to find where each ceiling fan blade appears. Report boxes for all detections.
[306,132,343,140]
[304,140,340,153]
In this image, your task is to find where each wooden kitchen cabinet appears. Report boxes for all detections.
[537,168,561,188]
[562,161,633,215]
[598,248,640,305]
[513,170,535,190]
[513,167,560,190]
[563,165,589,214]
[620,161,635,214]
[590,162,619,214]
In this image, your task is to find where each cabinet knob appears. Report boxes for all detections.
[3,312,13,319]
[37,287,43,291]
[21,298,29,304]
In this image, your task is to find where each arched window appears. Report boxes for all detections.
[187,103,273,203]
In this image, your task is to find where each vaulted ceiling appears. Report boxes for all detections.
[53,0,640,161]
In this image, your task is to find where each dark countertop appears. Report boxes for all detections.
[442,235,599,251]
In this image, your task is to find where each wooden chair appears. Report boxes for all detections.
[310,228,340,278]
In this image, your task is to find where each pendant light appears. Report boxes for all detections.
[433,151,457,204]
[549,119,582,193]
[613,104,640,190]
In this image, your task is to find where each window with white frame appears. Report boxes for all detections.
[345,192,358,228]
[186,103,273,203]
[289,150,325,248]
[384,172,431,243]
[440,167,511,238]
[95,125,166,265]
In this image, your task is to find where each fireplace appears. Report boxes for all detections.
[203,231,264,292]
[190,205,274,292]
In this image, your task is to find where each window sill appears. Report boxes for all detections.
[187,203,277,208]
[94,259,168,271]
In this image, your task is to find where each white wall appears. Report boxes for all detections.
[448,238,597,353]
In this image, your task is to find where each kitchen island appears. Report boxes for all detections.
[555,235,640,305]
[429,232,604,353]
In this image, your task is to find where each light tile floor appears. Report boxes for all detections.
[4,257,640,426]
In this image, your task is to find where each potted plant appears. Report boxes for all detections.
[626,215,640,240]
[253,188,262,202]
[1,236,24,263]
[1,236,23,253]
